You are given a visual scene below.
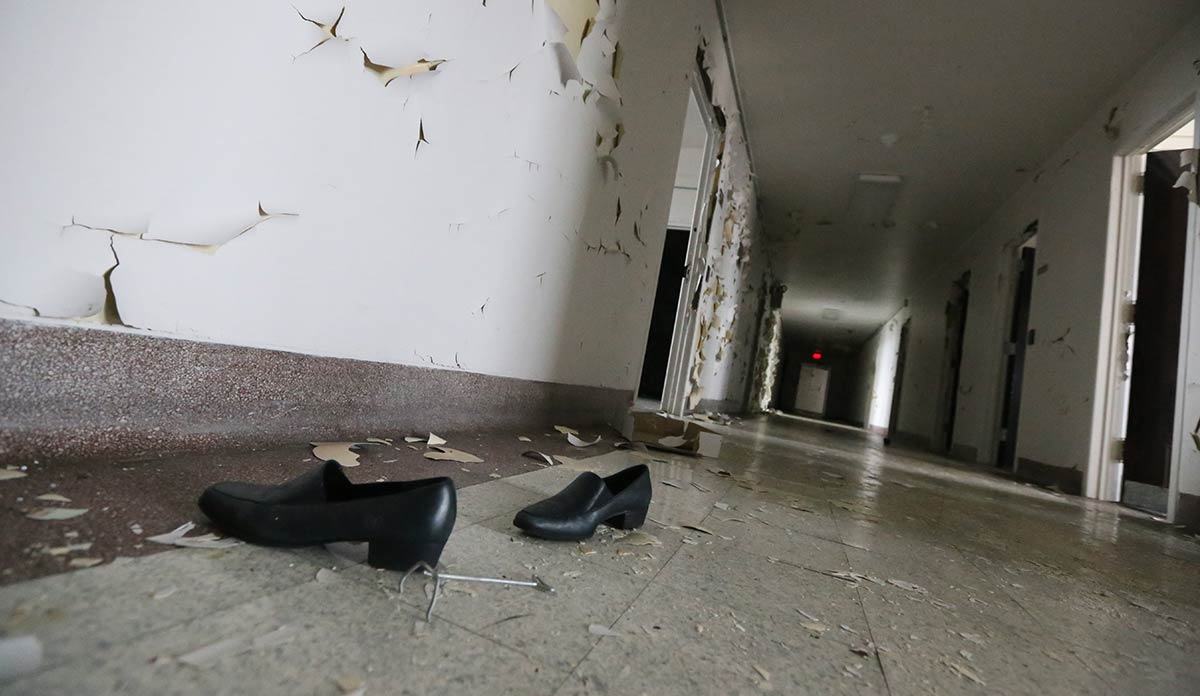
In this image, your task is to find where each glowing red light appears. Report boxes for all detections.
[811,352,823,361]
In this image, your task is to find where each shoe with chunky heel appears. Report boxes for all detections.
[513,464,651,541]
[198,461,455,570]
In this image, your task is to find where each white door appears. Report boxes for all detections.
[794,364,830,415]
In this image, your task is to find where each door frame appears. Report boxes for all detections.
[661,67,721,416]
[1090,101,1198,521]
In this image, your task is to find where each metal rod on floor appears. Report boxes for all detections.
[400,562,555,623]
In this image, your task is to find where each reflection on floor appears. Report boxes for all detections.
[2,415,1198,694]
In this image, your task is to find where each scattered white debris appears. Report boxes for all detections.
[0,635,43,681]
[310,442,367,467]
[562,570,583,578]
[567,433,602,447]
[404,436,425,443]
[130,523,144,535]
[839,625,859,635]
[316,568,338,583]
[152,586,179,600]
[427,433,447,447]
[489,473,502,479]
[958,632,986,645]
[945,660,986,686]
[146,522,241,549]
[34,493,71,503]
[657,435,691,448]
[887,579,929,594]
[522,451,557,467]
[588,623,621,637]
[713,502,731,510]
[26,508,88,521]
[752,664,771,682]
[68,557,103,568]
[554,425,580,435]
[801,621,829,635]
[518,436,532,442]
[690,482,712,492]
[680,537,699,545]
[423,446,483,464]
[680,525,714,536]
[619,531,661,547]
[659,480,683,489]
[44,542,92,556]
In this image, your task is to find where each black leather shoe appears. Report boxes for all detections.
[513,464,651,541]
[199,462,456,570]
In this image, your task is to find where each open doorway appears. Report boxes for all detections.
[638,64,721,414]
[1094,115,1196,516]
[638,228,690,403]
[1121,120,1194,513]
[935,272,971,453]
[997,227,1038,470]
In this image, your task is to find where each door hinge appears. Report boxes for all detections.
[1111,437,1125,462]
[1132,174,1144,195]
[1121,301,1136,326]
[1005,342,1017,356]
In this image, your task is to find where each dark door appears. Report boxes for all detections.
[1124,150,1190,487]
[997,245,1036,469]
[938,272,970,453]
[638,228,691,401]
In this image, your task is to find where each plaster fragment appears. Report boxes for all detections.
[566,433,601,447]
[27,508,89,521]
[423,446,483,463]
[522,450,558,467]
[311,442,368,467]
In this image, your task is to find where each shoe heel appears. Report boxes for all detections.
[367,539,447,571]
[607,506,648,530]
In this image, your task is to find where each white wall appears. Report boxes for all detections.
[0,0,762,399]
[853,306,911,431]
[892,18,1200,483]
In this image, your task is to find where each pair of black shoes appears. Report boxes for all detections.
[199,462,652,570]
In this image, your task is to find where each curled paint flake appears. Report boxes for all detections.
[293,6,346,60]
[361,50,447,86]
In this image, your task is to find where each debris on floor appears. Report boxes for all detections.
[423,446,483,463]
[310,442,367,467]
[43,541,93,556]
[26,508,88,521]
[34,493,71,503]
[0,468,28,481]
[522,451,558,467]
[618,531,661,546]
[887,578,928,594]
[146,522,241,549]
[566,433,602,447]
[67,557,103,568]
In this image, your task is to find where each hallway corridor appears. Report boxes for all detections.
[3,416,1196,695]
